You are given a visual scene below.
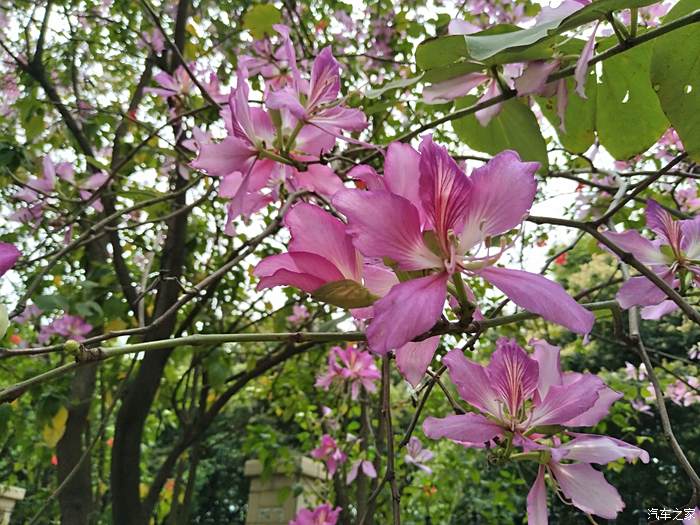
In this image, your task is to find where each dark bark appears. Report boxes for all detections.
[56,363,98,525]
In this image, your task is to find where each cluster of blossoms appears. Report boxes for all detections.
[423,338,648,523]
[315,345,380,400]
[37,314,93,345]
[603,199,700,320]
[255,137,593,386]
[289,503,341,525]
[189,25,366,235]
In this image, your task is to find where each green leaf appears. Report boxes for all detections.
[366,74,423,99]
[650,0,700,161]
[452,96,548,170]
[538,75,596,154]
[596,38,668,160]
[243,4,282,40]
[312,279,378,309]
[0,304,8,339]
[34,294,70,313]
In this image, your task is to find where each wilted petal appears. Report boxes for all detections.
[0,243,21,277]
[515,60,559,96]
[423,73,489,104]
[478,267,594,334]
[395,336,440,386]
[442,349,501,416]
[549,462,624,519]
[488,338,539,418]
[574,22,599,99]
[475,80,502,126]
[254,252,344,293]
[530,373,603,427]
[527,465,548,525]
[423,413,503,445]
[333,189,442,271]
[366,273,447,354]
[641,300,678,320]
[419,136,473,243]
[285,203,362,281]
[601,230,671,266]
[556,79,568,132]
[459,150,538,251]
[559,434,650,464]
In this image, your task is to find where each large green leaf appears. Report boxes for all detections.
[452,96,548,170]
[596,38,668,160]
[243,4,282,39]
[416,0,659,81]
[538,75,596,155]
[650,0,700,161]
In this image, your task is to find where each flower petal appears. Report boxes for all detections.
[616,275,669,309]
[562,377,622,427]
[559,434,650,464]
[515,60,559,96]
[308,47,341,109]
[384,142,422,210]
[459,150,538,251]
[190,136,256,176]
[333,189,442,271]
[574,22,599,99]
[366,273,447,354]
[549,462,624,519]
[442,348,501,416]
[423,73,490,104]
[254,252,344,293]
[0,243,21,277]
[423,413,503,445]
[601,230,671,266]
[487,338,539,418]
[641,299,679,320]
[530,373,603,427]
[646,199,681,248]
[478,267,594,334]
[285,203,362,281]
[419,136,473,243]
[395,336,440,386]
[530,339,564,400]
[475,80,503,126]
[527,465,549,525]
[681,217,700,259]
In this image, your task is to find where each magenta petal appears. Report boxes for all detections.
[559,434,650,464]
[285,203,361,281]
[308,47,340,108]
[366,273,447,354]
[254,252,345,293]
[681,217,700,259]
[641,300,678,320]
[488,338,539,418]
[478,267,594,334]
[333,189,442,271]
[574,22,599,99]
[601,230,670,266]
[395,336,440,386]
[347,164,384,190]
[362,264,399,297]
[0,243,21,276]
[423,413,502,445]
[294,123,336,157]
[527,466,549,525]
[549,462,624,519]
[266,88,306,120]
[530,373,603,427]
[191,136,256,176]
[442,349,500,416]
[459,150,538,251]
[384,142,422,211]
[616,275,669,309]
[418,136,472,240]
[292,164,344,197]
[646,199,678,245]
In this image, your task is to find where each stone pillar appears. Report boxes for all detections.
[0,486,25,525]
[244,457,328,525]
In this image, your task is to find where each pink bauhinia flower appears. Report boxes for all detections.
[423,338,645,523]
[310,434,347,476]
[333,137,594,354]
[346,459,377,483]
[315,345,381,400]
[404,437,434,474]
[289,503,341,525]
[287,304,310,325]
[266,30,367,135]
[38,314,93,344]
[602,199,700,319]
